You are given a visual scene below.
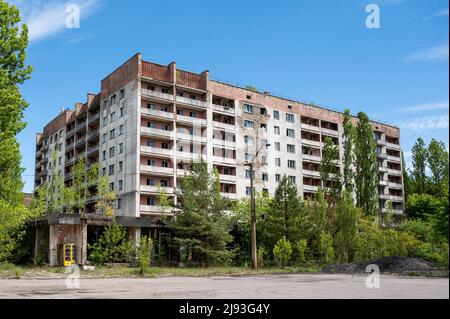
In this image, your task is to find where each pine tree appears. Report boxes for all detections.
[354,112,378,215]
[342,109,355,194]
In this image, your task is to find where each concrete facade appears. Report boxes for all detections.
[33,53,404,265]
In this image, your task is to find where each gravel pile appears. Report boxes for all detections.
[322,256,447,276]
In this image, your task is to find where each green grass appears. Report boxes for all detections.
[0,263,321,279]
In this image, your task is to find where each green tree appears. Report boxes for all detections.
[137,235,153,275]
[306,189,329,256]
[411,137,428,194]
[342,109,355,194]
[333,191,359,263]
[426,139,449,197]
[273,236,292,268]
[318,230,334,265]
[170,160,232,266]
[88,222,131,265]
[95,175,116,217]
[320,136,342,204]
[402,150,412,202]
[354,112,378,215]
[295,239,308,264]
[266,175,304,244]
[405,193,440,221]
[0,1,32,206]
[73,158,87,214]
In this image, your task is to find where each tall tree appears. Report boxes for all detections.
[401,150,412,202]
[266,175,304,244]
[426,139,449,197]
[73,158,87,214]
[411,137,428,194]
[170,160,232,266]
[354,112,378,215]
[342,109,355,194]
[0,1,32,205]
[320,136,342,204]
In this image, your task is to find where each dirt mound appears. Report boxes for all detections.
[322,256,447,276]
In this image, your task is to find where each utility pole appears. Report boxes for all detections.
[245,143,270,270]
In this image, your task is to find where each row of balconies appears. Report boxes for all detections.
[141,88,208,108]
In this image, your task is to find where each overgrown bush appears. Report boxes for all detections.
[137,236,153,274]
[89,223,132,265]
[257,246,267,268]
[273,236,292,268]
[318,231,334,265]
[295,239,308,264]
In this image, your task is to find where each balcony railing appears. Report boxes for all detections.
[212,156,236,165]
[141,108,174,120]
[141,127,174,139]
[88,113,100,124]
[177,151,205,161]
[141,89,174,102]
[219,174,237,183]
[303,184,319,192]
[387,168,401,176]
[387,155,401,162]
[212,104,236,115]
[302,169,321,178]
[379,194,403,202]
[301,139,321,147]
[321,127,339,136]
[87,145,99,154]
[140,146,173,157]
[176,96,207,108]
[213,139,236,149]
[300,123,321,133]
[213,121,235,131]
[87,129,99,140]
[140,205,175,215]
[177,114,207,126]
[302,154,321,163]
[140,165,174,175]
[177,133,207,144]
[386,142,400,149]
[140,185,174,194]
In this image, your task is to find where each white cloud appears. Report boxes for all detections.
[396,114,449,131]
[405,45,449,63]
[10,0,102,42]
[400,101,449,113]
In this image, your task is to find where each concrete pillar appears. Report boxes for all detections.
[48,225,58,266]
[34,227,41,260]
[129,227,141,246]
[81,224,88,264]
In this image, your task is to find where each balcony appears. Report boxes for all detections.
[303,184,319,192]
[379,194,403,202]
[213,156,236,165]
[219,174,237,183]
[76,151,86,159]
[387,155,401,162]
[387,168,402,176]
[76,121,87,132]
[378,166,388,173]
[177,151,205,161]
[213,121,235,131]
[176,96,207,108]
[141,108,174,120]
[140,164,174,176]
[76,137,86,147]
[388,182,403,189]
[213,139,236,149]
[140,205,175,215]
[66,128,75,138]
[302,154,321,163]
[212,104,236,115]
[301,139,321,148]
[88,113,100,124]
[321,128,339,137]
[301,123,321,133]
[221,192,237,200]
[87,145,99,155]
[302,169,321,178]
[141,88,174,102]
[141,127,174,139]
[377,151,388,159]
[386,142,400,150]
[140,185,174,194]
[177,114,207,126]
[64,172,73,181]
[177,133,207,144]
[87,129,99,140]
[379,180,388,186]
[376,139,387,146]
[381,208,404,215]
[65,157,75,166]
[140,146,173,157]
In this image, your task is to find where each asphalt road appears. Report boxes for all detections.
[0,274,448,299]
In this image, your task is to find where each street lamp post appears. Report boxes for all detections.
[245,143,270,270]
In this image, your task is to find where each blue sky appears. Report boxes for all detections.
[11,0,449,193]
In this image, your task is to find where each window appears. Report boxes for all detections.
[110,95,116,106]
[161,88,169,94]
[147,197,155,205]
[244,120,254,129]
[117,198,122,209]
[119,161,123,173]
[110,112,116,122]
[287,144,295,153]
[288,160,296,169]
[261,156,268,165]
[243,104,254,114]
[58,157,62,165]
[260,123,267,132]
[286,128,295,138]
[102,133,107,143]
[147,140,155,147]
[110,183,114,191]
[245,153,252,162]
[109,147,115,158]
[120,107,124,118]
[102,167,106,176]
[177,109,184,116]
[161,161,169,168]
[110,129,115,139]
[274,126,280,135]
[190,111,197,118]
[161,143,169,149]
[102,150,106,161]
[275,142,280,151]
[103,117,107,127]
[148,159,155,166]
[273,110,279,120]
[108,164,114,175]
[246,187,255,196]
[118,180,123,191]
[286,113,295,123]
[244,135,254,145]
[275,158,281,167]
[245,170,251,179]
[147,179,155,186]
[275,174,281,182]
[262,173,268,181]
[160,180,168,187]
[120,89,125,100]
[119,125,124,135]
[288,176,296,184]
[119,143,123,154]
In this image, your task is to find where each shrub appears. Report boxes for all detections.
[296,239,308,264]
[89,223,131,265]
[273,236,292,268]
[257,246,267,268]
[137,236,153,275]
[318,231,334,265]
